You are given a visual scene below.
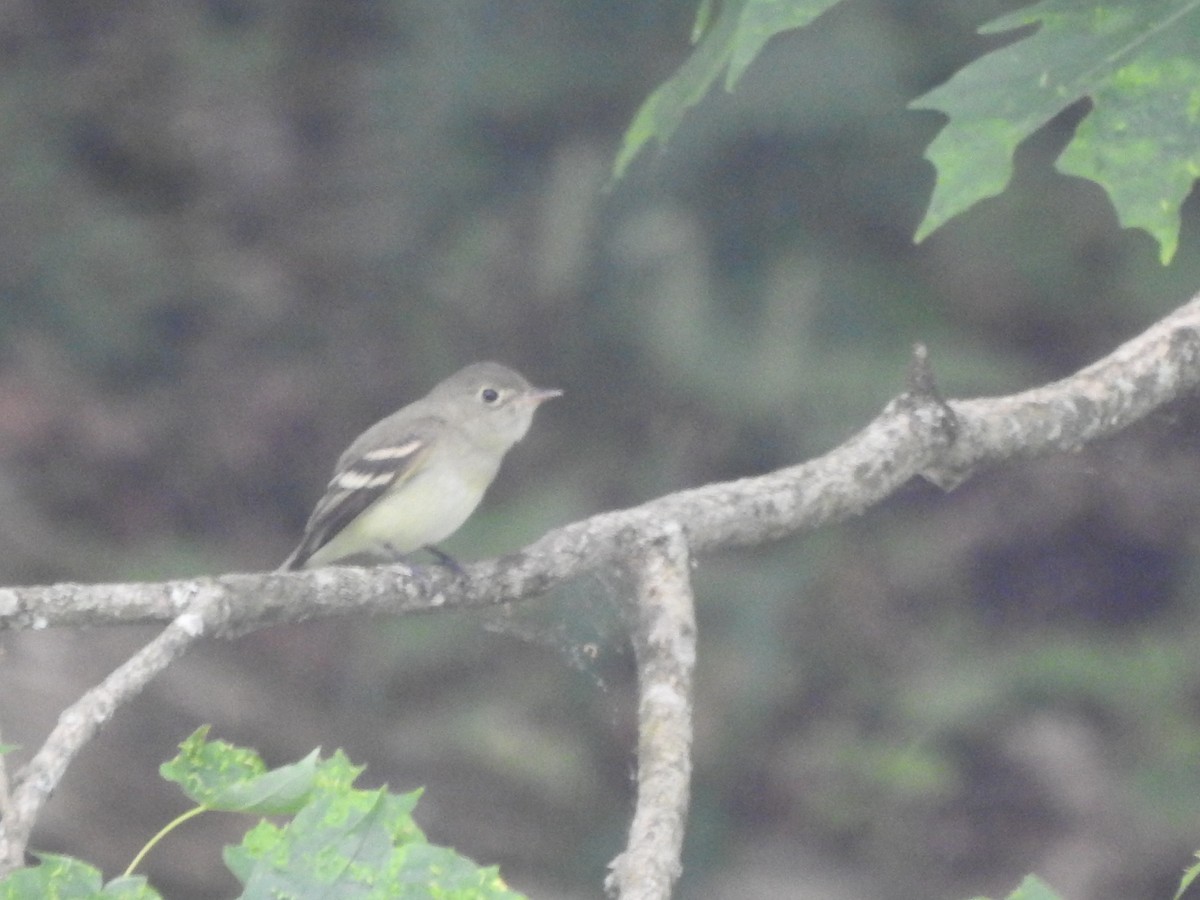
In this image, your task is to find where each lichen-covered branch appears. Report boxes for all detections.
[4,297,1198,638]
[606,522,696,900]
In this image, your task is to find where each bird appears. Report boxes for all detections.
[280,361,561,570]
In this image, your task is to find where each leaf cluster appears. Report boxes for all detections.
[0,727,527,900]
[619,0,1200,263]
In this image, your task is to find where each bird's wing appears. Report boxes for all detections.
[280,422,439,570]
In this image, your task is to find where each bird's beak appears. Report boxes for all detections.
[528,387,564,405]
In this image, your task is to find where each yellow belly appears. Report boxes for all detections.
[305,460,493,567]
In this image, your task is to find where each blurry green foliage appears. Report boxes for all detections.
[615,0,842,176]
[0,856,158,900]
[915,1,1200,264]
[969,874,1063,900]
[620,1,1200,262]
[0,728,527,900]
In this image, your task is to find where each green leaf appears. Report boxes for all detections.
[160,726,322,815]
[968,873,1066,900]
[0,855,102,899]
[614,0,844,177]
[725,0,844,87]
[1006,874,1065,900]
[205,749,321,815]
[228,789,396,898]
[4,732,522,899]
[0,743,19,756]
[390,843,520,899]
[226,779,523,899]
[912,0,1200,264]
[0,855,162,899]
[691,0,717,44]
[98,876,161,899]
[160,726,264,799]
[1176,851,1200,900]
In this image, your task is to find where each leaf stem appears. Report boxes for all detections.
[124,804,208,877]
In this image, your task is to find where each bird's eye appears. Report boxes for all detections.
[480,387,500,404]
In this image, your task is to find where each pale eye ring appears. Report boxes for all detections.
[480,387,500,404]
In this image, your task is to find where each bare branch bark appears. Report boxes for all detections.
[606,521,696,900]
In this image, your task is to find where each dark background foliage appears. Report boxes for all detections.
[2,2,1200,898]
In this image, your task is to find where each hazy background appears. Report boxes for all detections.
[2,2,1200,898]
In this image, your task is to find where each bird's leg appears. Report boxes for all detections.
[422,545,466,576]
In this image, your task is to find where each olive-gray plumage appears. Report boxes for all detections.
[281,362,560,570]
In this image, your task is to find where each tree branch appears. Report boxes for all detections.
[5,296,1199,636]
[0,589,232,870]
[606,521,696,900]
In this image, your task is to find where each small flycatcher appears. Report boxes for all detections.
[281,362,561,570]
